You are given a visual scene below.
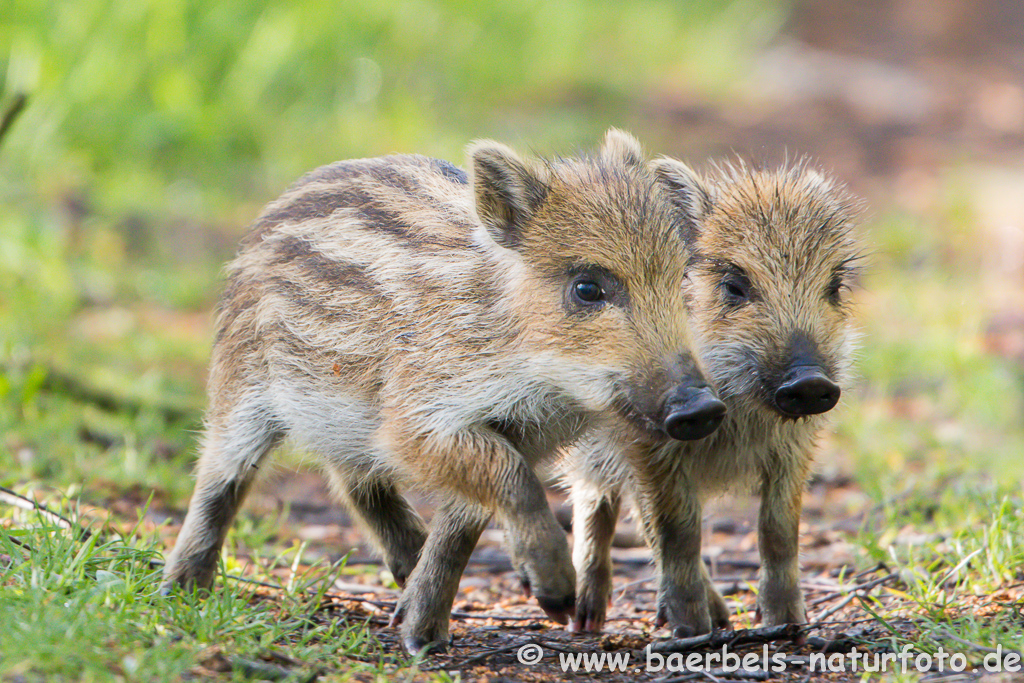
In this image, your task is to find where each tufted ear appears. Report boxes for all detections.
[600,128,645,168]
[468,141,550,251]
[651,156,714,241]
[802,167,834,192]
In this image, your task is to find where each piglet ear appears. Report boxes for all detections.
[651,156,714,241]
[468,141,550,251]
[802,167,834,192]
[600,128,645,168]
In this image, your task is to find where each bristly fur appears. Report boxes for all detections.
[567,157,865,637]
[162,130,713,654]
[683,159,864,406]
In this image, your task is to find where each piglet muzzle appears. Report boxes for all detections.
[662,385,727,441]
[774,365,840,416]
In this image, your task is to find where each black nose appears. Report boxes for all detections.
[774,366,840,416]
[663,387,727,441]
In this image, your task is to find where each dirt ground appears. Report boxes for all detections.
[203,470,892,681]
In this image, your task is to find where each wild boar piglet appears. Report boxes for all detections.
[569,159,863,637]
[161,130,726,653]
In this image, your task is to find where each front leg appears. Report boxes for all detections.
[390,499,490,654]
[756,454,808,626]
[380,420,576,630]
[652,512,733,634]
[629,471,713,637]
[649,495,711,637]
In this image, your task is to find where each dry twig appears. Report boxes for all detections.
[809,571,899,608]
[650,624,802,654]
[0,486,93,540]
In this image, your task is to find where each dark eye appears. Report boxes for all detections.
[826,276,844,305]
[721,277,750,306]
[573,280,604,304]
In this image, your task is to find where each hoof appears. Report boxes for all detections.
[569,611,604,634]
[403,636,447,656]
[537,593,575,625]
[672,624,696,638]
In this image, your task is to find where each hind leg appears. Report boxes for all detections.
[569,477,622,633]
[326,468,428,587]
[162,401,281,592]
[701,561,732,629]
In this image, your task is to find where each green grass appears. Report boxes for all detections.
[850,485,1024,670]
[0,201,208,501]
[0,497,435,681]
[826,199,1024,664]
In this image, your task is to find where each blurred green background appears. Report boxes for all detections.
[2,0,1023,530]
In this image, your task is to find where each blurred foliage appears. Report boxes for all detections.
[1,0,783,221]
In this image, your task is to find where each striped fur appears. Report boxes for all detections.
[162,130,712,654]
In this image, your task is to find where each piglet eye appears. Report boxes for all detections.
[573,280,604,304]
[826,276,844,305]
[721,278,749,306]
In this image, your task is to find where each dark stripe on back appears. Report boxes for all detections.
[368,163,422,194]
[248,185,469,249]
[293,160,363,186]
[270,237,381,295]
[254,187,372,232]
[431,158,469,184]
[264,276,364,325]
